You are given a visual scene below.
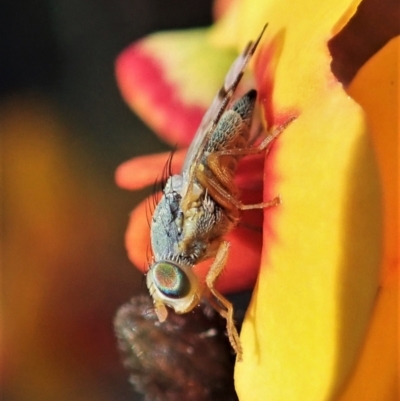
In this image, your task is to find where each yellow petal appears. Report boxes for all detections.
[338,36,399,401]
[235,1,383,400]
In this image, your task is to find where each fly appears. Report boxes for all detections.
[146,24,294,361]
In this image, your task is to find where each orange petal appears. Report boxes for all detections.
[337,36,399,401]
[115,150,186,190]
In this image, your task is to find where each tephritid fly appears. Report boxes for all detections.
[146,25,294,361]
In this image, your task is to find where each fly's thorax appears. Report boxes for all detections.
[164,174,183,193]
[177,194,234,262]
[146,259,203,320]
[180,178,204,214]
[150,175,184,261]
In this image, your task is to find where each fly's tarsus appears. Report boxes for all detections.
[205,241,244,361]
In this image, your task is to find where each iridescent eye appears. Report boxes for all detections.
[152,262,191,298]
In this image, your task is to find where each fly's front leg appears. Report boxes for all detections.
[205,241,243,361]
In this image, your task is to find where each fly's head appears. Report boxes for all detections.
[146,258,203,322]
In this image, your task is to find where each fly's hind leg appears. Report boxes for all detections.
[205,241,243,361]
[211,115,296,171]
[197,117,296,212]
[196,163,281,214]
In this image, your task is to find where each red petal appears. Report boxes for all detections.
[116,41,206,147]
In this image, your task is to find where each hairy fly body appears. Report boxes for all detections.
[146,25,293,360]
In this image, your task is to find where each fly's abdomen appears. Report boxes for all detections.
[195,90,257,211]
[206,90,257,156]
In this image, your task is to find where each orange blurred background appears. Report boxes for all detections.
[1,1,212,400]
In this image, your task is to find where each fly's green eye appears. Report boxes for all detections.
[152,262,191,298]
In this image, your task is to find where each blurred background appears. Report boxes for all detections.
[1,1,213,400]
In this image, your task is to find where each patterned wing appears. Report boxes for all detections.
[180,24,267,202]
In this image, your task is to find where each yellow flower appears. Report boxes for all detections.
[115,0,398,399]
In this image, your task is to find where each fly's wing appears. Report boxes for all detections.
[180,24,267,202]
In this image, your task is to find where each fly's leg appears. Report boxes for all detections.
[196,118,295,212]
[197,167,280,214]
[205,241,243,361]
[211,116,296,173]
